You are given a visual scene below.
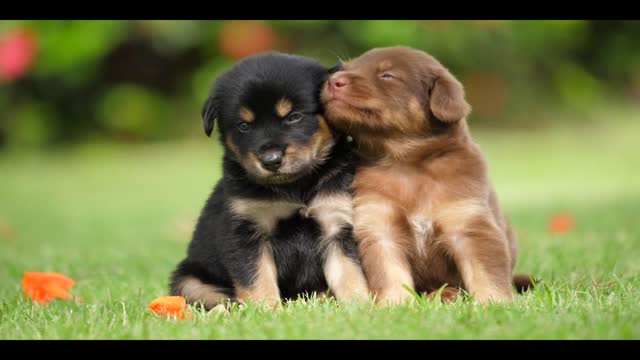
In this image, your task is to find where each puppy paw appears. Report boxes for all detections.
[471,289,514,305]
[426,287,460,304]
[375,289,416,307]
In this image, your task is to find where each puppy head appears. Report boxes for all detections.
[320,46,471,137]
[202,52,335,185]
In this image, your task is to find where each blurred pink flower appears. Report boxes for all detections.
[0,29,38,83]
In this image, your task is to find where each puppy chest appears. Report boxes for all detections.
[301,193,353,240]
[229,198,304,234]
[228,193,353,239]
[409,215,435,257]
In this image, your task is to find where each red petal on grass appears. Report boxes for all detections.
[549,213,575,234]
[149,296,192,320]
[22,272,75,303]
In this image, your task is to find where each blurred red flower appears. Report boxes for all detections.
[549,213,575,235]
[0,29,38,83]
[218,21,274,60]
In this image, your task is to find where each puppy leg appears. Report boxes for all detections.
[170,261,233,310]
[323,242,370,302]
[173,276,230,310]
[438,200,514,304]
[305,193,369,303]
[234,242,281,308]
[354,198,415,306]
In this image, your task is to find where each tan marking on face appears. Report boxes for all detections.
[309,115,334,161]
[235,243,281,308]
[225,134,241,159]
[227,133,274,179]
[174,276,230,310]
[275,97,293,118]
[229,198,303,234]
[239,107,255,123]
[323,242,370,303]
[278,115,334,175]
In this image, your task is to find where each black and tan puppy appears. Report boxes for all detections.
[170,52,369,309]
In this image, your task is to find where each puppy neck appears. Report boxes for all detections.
[352,119,471,165]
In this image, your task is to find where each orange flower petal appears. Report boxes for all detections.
[42,282,73,300]
[549,213,575,235]
[43,272,75,289]
[23,287,51,303]
[149,296,192,319]
[22,271,75,303]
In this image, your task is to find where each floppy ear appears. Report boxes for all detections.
[201,95,218,137]
[429,69,471,123]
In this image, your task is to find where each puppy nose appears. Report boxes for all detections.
[330,77,349,91]
[257,146,284,171]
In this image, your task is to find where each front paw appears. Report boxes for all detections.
[375,288,416,307]
[471,289,514,305]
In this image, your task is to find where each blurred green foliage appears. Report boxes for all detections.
[0,20,639,148]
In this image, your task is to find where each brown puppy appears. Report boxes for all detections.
[321,46,528,305]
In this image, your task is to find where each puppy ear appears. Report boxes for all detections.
[201,96,218,137]
[429,69,471,123]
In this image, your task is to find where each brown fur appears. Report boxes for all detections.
[321,46,531,305]
[275,97,293,118]
[239,106,255,123]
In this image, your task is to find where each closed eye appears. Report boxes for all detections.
[380,72,395,80]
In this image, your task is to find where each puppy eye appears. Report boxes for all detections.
[284,112,303,124]
[380,72,395,80]
[237,122,250,133]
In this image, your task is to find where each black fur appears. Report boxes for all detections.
[170,52,361,308]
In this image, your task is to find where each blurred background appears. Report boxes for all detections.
[0,20,639,148]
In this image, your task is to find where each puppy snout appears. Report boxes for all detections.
[257,145,285,171]
[330,77,349,92]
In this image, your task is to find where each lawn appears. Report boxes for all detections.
[1,108,639,339]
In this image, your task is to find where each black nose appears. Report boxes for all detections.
[257,146,284,171]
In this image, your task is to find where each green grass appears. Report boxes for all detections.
[1,107,639,339]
